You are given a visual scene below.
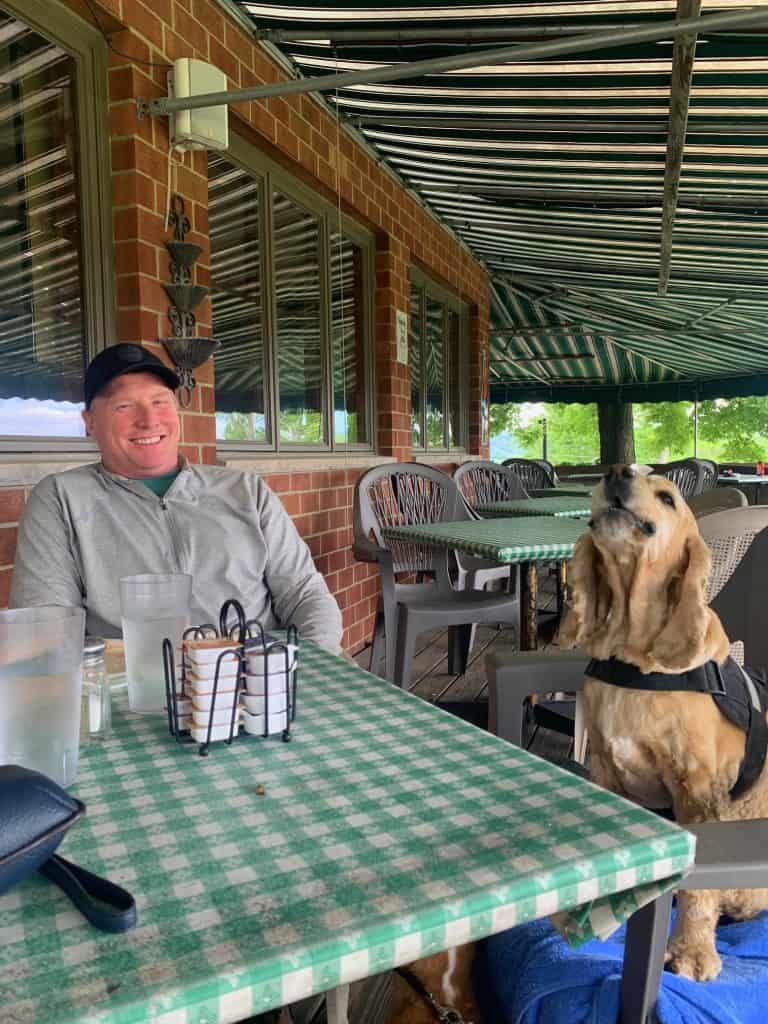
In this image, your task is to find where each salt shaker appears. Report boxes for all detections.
[80,636,111,743]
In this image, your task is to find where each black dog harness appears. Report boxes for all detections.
[585,655,768,799]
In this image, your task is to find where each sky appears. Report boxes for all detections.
[0,397,86,437]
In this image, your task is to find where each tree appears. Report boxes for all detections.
[698,396,768,460]
[634,402,693,462]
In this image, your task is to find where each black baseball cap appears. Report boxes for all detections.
[84,344,179,408]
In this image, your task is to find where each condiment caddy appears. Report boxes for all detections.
[162,598,297,756]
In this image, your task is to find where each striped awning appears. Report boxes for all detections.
[237,1,768,402]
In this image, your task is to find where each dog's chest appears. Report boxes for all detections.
[585,684,673,806]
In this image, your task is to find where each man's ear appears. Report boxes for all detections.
[81,408,93,437]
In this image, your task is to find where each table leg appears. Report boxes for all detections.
[556,560,567,616]
[326,984,350,1024]
[520,561,538,651]
[619,889,673,1024]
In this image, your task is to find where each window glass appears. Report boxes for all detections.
[273,191,323,445]
[409,283,422,447]
[330,230,366,444]
[209,155,267,442]
[425,297,445,448]
[0,12,86,437]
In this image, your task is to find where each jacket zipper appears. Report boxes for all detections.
[158,497,182,571]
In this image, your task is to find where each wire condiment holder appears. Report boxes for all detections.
[162,598,298,756]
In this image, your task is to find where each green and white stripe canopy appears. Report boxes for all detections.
[236,1,768,402]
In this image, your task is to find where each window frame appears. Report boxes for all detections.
[409,267,470,455]
[213,134,376,457]
[0,0,114,455]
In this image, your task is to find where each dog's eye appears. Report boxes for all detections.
[657,491,675,508]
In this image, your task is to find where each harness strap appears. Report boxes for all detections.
[394,966,470,1024]
[585,656,768,798]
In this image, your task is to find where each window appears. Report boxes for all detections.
[410,271,468,451]
[209,140,374,451]
[0,0,112,445]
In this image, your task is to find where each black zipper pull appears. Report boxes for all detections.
[160,499,167,510]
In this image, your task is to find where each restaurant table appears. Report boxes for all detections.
[0,641,694,1024]
[528,484,595,498]
[382,516,588,649]
[717,473,768,504]
[478,495,591,519]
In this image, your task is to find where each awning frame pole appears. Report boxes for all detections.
[693,397,699,457]
[137,6,768,118]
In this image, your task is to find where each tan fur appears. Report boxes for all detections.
[560,466,768,981]
[387,944,479,1023]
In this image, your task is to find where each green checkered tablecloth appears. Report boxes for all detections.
[479,496,591,519]
[0,643,693,1024]
[382,515,588,563]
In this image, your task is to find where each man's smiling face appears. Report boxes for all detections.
[81,371,181,478]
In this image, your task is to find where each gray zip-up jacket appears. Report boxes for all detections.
[9,460,343,652]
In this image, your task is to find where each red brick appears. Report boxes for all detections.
[0,490,25,524]
[0,567,11,607]
[0,527,17,566]
[181,413,215,445]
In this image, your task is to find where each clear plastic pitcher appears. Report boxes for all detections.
[119,573,192,713]
[0,605,86,788]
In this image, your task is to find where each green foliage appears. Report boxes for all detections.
[490,396,768,466]
[698,397,768,461]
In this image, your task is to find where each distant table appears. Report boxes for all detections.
[718,474,768,504]
[559,473,603,484]
[529,484,595,498]
[382,516,588,649]
[479,496,591,519]
[1,642,693,1024]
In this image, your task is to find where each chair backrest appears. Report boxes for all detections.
[694,458,718,491]
[652,459,705,498]
[453,460,528,511]
[502,458,556,490]
[354,463,465,573]
[688,486,747,518]
[700,513,768,670]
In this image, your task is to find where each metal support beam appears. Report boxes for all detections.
[658,0,701,297]
[420,185,768,212]
[258,24,642,44]
[137,6,768,118]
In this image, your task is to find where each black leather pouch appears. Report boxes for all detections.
[0,764,136,932]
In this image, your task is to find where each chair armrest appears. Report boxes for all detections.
[684,820,768,889]
[485,650,589,745]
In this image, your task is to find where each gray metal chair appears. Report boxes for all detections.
[688,485,747,517]
[502,458,556,491]
[354,464,521,688]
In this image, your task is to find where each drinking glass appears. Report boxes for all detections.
[119,573,192,713]
[0,605,86,787]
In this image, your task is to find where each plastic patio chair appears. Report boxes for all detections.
[651,459,707,498]
[695,457,719,491]
[502,458,556,491]
[353,464,522,688]
[688,486,747,517]
[453,460,528,508]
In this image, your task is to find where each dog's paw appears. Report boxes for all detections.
[665,942,722,981]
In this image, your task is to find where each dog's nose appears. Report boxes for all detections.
[603,464,635,501]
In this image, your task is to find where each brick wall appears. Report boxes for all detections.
[0,0,490,655]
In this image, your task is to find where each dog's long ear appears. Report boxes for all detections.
[652,531,715,670]
[559,532,606,648]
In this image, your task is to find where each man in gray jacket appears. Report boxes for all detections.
[10,343,343,653]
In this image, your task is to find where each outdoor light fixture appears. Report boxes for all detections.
[160,194,219,407]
